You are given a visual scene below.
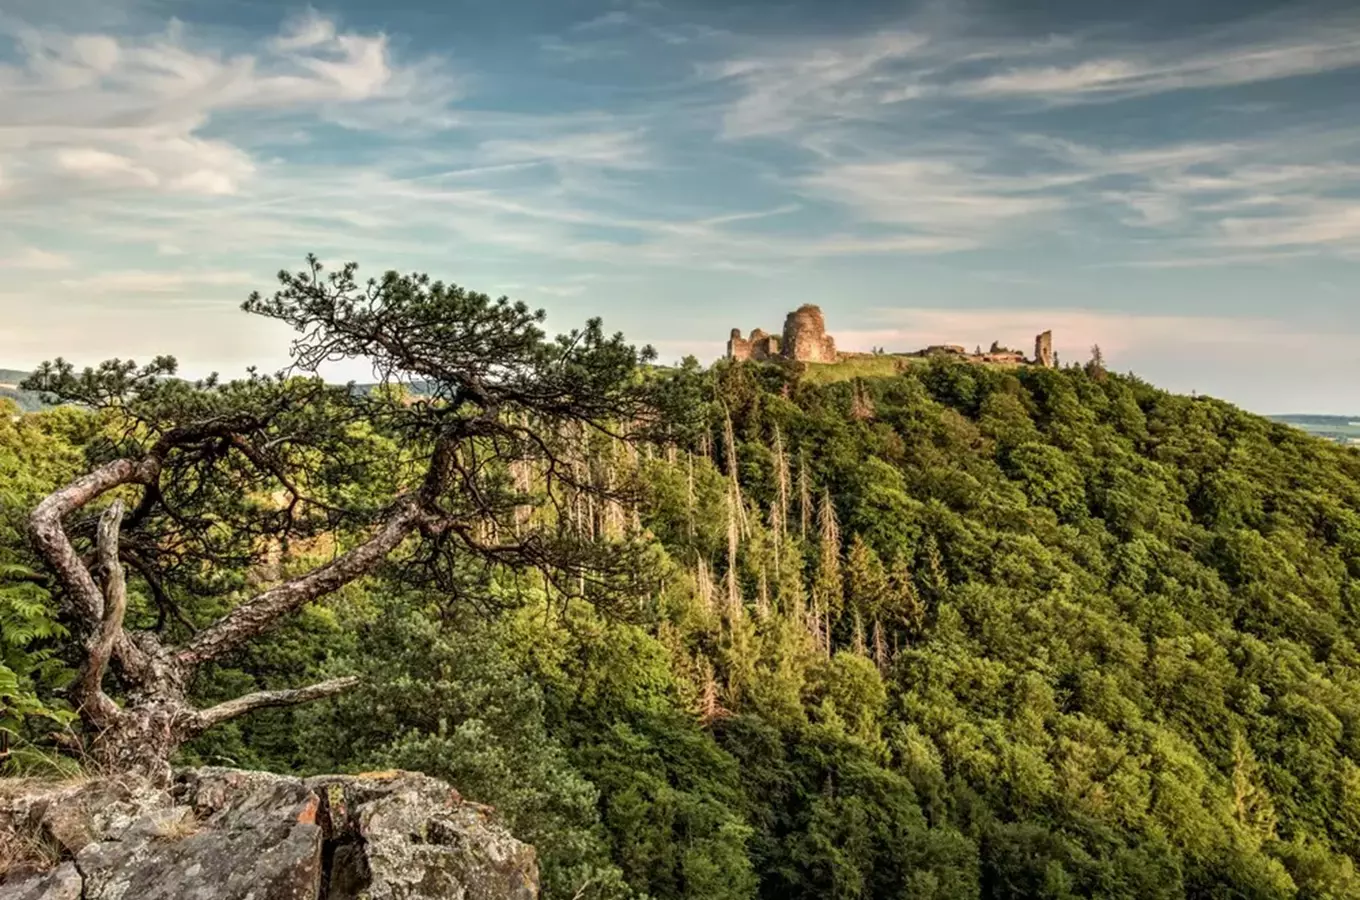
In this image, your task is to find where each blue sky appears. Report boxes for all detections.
[1,0,1358,413]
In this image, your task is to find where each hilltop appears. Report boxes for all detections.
[725,303,1055,369]
[9,345,1360,899]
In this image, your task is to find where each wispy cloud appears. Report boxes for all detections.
[0,9,461,202]
[1216,202,1360,250]
[0,2,1356,412]
[477,129,653,170]
[703,30,932,139]
[538,5,722,64]
[690,8,1360,261]
[4,246,73,270]
[56,269,257,294]
[796,158,1069,246]
[1092,249,1318,269]
[702,11,1360,144]
[958,35,1360,103]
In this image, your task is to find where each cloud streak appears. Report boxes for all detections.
[960,36,1360,102]
[0,10,460,202]
[0,2,1356,413]
[4,247,73,270]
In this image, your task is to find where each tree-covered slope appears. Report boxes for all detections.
[620,357,1360,898]
[6,355,1360,899]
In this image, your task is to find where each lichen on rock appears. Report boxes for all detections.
[0,769,538,900]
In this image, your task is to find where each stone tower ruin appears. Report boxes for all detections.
[727,304,837,363]
[728,308,1053,370]
[1034,330,1055,368]
[781,305,837,363]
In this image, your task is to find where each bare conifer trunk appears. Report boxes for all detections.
[686,452,696,539]
[773,426,790,542]
[722,404,749,539]
[769,501,783,576]
[726,489,742,620]
[799,456,812,540]
[696,555,715,615]
[30,468,370,782]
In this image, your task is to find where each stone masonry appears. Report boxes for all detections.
[727,306,1054,369]
[727,328,781,361]
[728,305,837,363]
[1034,330,1055,368]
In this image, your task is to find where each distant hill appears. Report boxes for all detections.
[0,368,47,413]
[0,366,434,414]
[1270,414,1360,445]
[5,360,1354,448]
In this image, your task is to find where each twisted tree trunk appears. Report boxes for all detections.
[29,452,429,783]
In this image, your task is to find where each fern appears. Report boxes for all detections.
[0,579,76,755]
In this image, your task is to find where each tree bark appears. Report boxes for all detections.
[28,458,157,634]
[88,701,192,785]
[174,500,425,668]
[27,452,390,783]
[72,501,128,727]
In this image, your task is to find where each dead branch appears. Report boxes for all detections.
[189,675,360,734]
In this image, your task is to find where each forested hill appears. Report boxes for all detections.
[0,368,45,412]
[5,355,1360,899]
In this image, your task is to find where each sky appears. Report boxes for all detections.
[1,0,1358,414]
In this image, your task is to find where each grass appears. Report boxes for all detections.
[0,828,62,879]
[148,807,200,841]
[795,353,1028,386]
[797,355,906,385]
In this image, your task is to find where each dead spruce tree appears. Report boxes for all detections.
[22,256,670,782]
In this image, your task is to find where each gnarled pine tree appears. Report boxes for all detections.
[22,256,668,782]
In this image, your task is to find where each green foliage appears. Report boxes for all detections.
[0,401,82,772]
[9,345,1360,898]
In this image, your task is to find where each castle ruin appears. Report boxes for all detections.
[726,306,1058,369]
[728,304,837,363]
[1034,330,1055,368]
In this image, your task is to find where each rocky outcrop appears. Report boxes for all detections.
[0,768,538,900]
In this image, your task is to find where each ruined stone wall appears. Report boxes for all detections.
[1035,331,1055,368]
[749,329,780,360]
[728,328,783,361]
[727,328,753,361]
[733,315,1054,370]
[781,304,837,363]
